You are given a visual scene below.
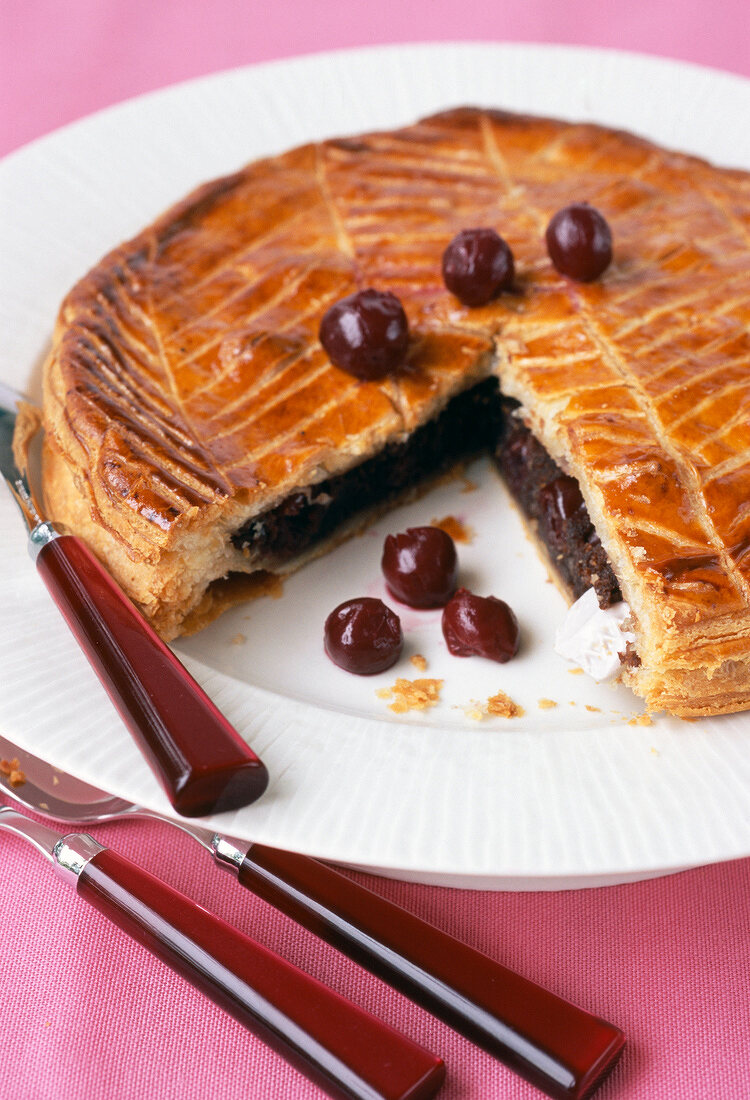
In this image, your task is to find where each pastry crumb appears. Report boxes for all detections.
[430,515,474,543]
[230,632,247,645]
[379,678,443,714]
[650,746,661,756]
[538,698,557,710]
[465,702,485,721]
[628,714,653,727]
[1,758,25,787]
[410,654,428,672]
[487,691,525,719]
[585,705,601,713]
[568,667,584,675]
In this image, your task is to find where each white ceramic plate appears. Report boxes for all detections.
[2,43,750,889]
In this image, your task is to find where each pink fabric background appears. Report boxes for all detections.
[2,3,749,1098]
[1,818,749,1099]
[2,0,750,158]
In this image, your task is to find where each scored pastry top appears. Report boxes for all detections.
[43,106,750,672]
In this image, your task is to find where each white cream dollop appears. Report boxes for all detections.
[554,588,636,681]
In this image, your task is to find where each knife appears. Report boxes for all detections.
[0,804,445,1100]
[0,382,268,816]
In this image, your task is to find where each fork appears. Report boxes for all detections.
[0,734,625,1100]
[0,801,445,1100]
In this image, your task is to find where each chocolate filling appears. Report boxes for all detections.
[231,379,621,614]
[494,402,621,609]
[232,376,504,561]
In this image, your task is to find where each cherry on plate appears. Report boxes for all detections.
[319,289,409,379]
[324,597,403,675]
[382,526,458,609]
[441,587,520,663]
[441,228,515,306]
[545,203,612,282]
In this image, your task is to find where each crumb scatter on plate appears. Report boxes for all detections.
[487,691,524,718]
[378,678,443,713]
[430,515,474,544]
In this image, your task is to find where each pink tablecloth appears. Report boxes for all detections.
[1,818,748,1100]
[1,4,749,1098]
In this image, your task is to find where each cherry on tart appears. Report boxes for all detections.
[442,587,520,663]
[441,228,515,306]
[319,289,409,379]
[545,203,612,282]
[324,597,403,674]
[382,526,458,609]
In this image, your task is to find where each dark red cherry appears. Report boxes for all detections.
[545,203,612,281]
[324,597,403,674]
[442,228,515,306]
[319,289,409,380]
[442,587,519,663]
[382,526,458,609]
[538,476,587,548]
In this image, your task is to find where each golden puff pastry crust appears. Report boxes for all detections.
[42,107,750,716]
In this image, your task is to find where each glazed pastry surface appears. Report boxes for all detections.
[42,108,750,714]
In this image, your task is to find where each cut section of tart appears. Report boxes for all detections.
[41,107,750,717]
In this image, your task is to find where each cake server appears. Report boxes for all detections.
[0,802,445,1100]
[0,735,625,1100]
[0,382,268,816]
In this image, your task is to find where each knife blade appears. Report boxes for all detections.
[0,383,268,815]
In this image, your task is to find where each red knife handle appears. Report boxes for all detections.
[75,846,445,1100]
[35,534,268,816]
[237,846,624,1100]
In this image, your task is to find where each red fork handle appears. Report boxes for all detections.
[237,845,625,1100]
[35,534,268,816]
[74,846,444,1100]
